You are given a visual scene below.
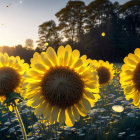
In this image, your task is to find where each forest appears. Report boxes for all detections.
[0,0,140,63]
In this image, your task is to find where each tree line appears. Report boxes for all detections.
[37,0,140,62]
[1,0,140,63]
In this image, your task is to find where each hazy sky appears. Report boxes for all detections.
[0,0,129,48]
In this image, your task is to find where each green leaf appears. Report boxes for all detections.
[3,92,23,106]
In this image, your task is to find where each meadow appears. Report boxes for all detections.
[0,63,140,140]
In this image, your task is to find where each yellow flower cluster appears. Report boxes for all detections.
[24,45,100,126]
[0,53,29,104]
[120,48,140,108]
[1,44,139,127]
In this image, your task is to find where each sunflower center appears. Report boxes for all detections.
[41,67,84,109]
[97,66,110,85]
[0,67,20,97]
[133,63,140,91]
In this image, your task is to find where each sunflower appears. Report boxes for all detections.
[24,45,100,127]
[120,48,140,108]
[90,60,115,86]
[0,53,29,104]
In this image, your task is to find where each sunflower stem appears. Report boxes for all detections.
[14,102,27,140]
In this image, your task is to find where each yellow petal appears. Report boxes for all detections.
[51,106,59,123]
[28,92,42,101]
[98,60,104,65]
[84,91,95,100]
[65,44,72,53]
[133,93,140,106]
[34,63,46,72]
[76,103,89,117]
[81,98,91,110]
[43,104,52,120]
[64,45,72,66]
[81,55,87,62]
[124,86,135,94]
[28,82,40,89]
[59,109,65,124]
[73,59,83,68]
[28,70,43,77]
[26,91,41,100]
[31,97,44,107]
[34,102,47,116]
[77,66,87,74]
[9,56,16,66]
[72,49,80,59]
[64,51,68,66]
[57,46,65,66]
[134,48,140,58]
[0,55,5,65]
[4,53,9,66]
[69,49,80,66]
[65,108,75,127]
[72,106,80,121]
[85,83,96,90]
[57,46,65,58]
[33,52,41,59]
[124,57,137,66]
[128,53,140,62]
[121,64,134,70]
[46,47,57,65]
[41,54,52,68]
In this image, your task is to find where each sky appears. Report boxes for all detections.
[0,0,129,48]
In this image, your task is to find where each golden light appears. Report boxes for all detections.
[45,42,48,46]
[101,32,105,37]
[112,105,124,113]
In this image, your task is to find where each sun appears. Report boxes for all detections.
[120,48,140,108]
[24,45,100,126]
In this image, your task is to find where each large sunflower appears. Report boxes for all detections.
[24,45,100,127]
[0,53,29,104]
[91,60,115,86]
[120,48,140,108]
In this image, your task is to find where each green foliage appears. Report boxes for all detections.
[37,20,61,50]
[0,45,34,64]
[85,0,114,30]
[119,0,140,14]
[3,92,23,106]
[55,1,85,42]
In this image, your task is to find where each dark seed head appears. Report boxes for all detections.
[41,67,84,109]
[97,66,111,85]
[0,67,20,97]
[133,63,140,92]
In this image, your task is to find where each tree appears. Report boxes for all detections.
[55,1,86,42]
[25,39,34,49]
[37,20,61,50]
[85,0,113,31]
[119,0,140,35]
[36,0,140,63]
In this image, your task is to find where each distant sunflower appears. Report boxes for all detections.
[24,45,100,127]
[120,48,140,108]
[0,53,29,104]
[91,60,115,86]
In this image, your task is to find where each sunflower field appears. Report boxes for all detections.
[0,46,140,140]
